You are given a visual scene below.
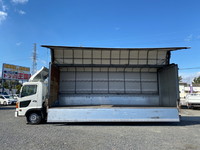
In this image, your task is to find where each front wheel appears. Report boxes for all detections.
[27,112,42,125]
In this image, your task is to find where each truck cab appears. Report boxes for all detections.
[15,67,48,124]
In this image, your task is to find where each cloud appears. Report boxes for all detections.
[0,11,7,23]
[18,10,26,15]
[16,42,22,46]
[0,0,7,11]
[11,0,28,4]
[184,34,193,42]
[2,5,7,11]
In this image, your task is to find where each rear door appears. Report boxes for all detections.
[158,64,179,107]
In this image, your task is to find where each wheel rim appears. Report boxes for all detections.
[30,115,37,121]
[29,113,38,123]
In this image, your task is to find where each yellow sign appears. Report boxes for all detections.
[3,64,30,72]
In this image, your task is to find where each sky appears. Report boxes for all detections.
[0,0,200,83]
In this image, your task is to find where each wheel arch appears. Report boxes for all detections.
[25,109,43,117]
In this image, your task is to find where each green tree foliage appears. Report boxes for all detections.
[178,76,183,82]
[1,80,22,93]
[3,81,9,89]
[16,84,22,94]
[192,76,200,84]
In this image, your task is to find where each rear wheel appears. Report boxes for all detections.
[27,112,42,125]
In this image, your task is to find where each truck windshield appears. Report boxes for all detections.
[21,85,37,97]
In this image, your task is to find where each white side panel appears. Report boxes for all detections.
[186,94,200,104]
[47,108,180,122]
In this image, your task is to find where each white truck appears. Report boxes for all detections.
[15,45,188,124]
[186,93,200,109]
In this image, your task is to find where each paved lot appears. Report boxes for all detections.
[0,106,200,150]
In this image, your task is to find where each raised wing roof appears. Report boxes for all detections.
[42,45,189,51]
[42,45,189,67]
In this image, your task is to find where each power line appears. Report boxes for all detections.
[179,67,200,70]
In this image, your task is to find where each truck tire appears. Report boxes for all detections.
[27,112,42,125]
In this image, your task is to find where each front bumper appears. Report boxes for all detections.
[15,111,18,117]
[15,108,26,117]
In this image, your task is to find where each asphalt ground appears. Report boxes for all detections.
[0,106,200,150]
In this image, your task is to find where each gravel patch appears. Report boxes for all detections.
[0,106,200,150]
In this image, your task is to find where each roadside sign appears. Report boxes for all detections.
[2,63,31,80]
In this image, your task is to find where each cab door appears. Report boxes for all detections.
[19,84,39,108]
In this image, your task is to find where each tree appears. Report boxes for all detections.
[178,76,183,82]
[192,76,200,84]
[3,81,9,89]
[1,80,22,93]
[16,84,22,94]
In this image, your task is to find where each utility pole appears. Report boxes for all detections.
[1,64,4,93]
[32,43,37,75]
